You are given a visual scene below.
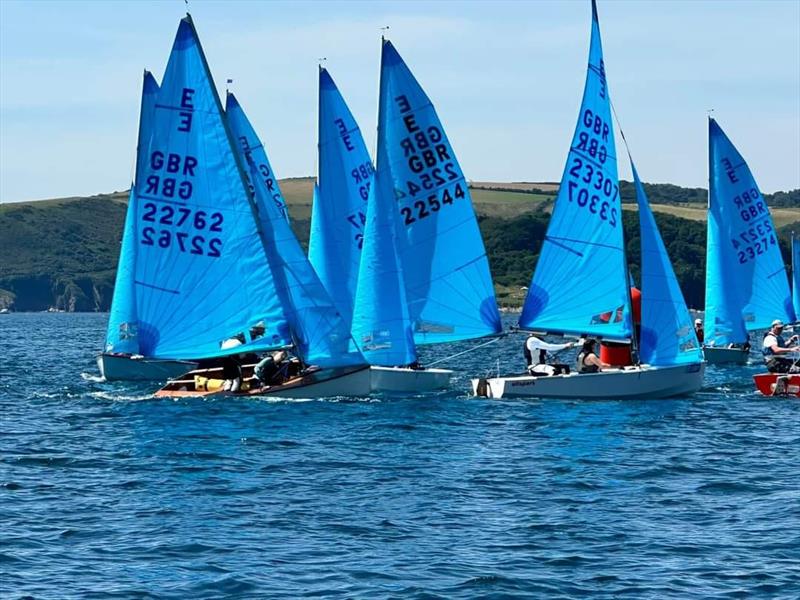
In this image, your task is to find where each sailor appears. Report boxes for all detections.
[575,339,610,374]
[762,320,800,373]
[221,354,244,392]
[254,350,287,386]
[694,318,704,344]
[524,334,575,376]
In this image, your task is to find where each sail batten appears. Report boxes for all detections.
[519,0,631,340]
[705,117,793,345]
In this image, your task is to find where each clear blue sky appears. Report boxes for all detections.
[1,0,798,203]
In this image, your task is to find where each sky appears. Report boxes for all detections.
[1,0,798,203]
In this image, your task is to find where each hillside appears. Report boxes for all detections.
[0,180,796,311]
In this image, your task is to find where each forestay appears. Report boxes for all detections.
[377,40,501,345]
[632,162,702,365]
[309,67,373,329]
[705,117,793,345]
[793,235,800,322]
[227,93,365,368]
[520,0,631,340]
[351,47,417,366]
[132,16,290,359]
[106,71,160,354]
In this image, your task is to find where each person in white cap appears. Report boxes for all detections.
[694,318,704,344]
[762,320,800,373]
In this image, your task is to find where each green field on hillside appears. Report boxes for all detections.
[0,180,796,311]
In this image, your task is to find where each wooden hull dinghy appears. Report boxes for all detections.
[155,363,371,399]
[97,353,198,382]
[753,373,800,397]
[472,363,705,400]
[702,346,749,365]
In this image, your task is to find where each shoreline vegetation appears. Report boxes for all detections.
[0,178,797,312]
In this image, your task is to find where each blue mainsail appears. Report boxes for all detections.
[520,0,631,340]
[705,117,793,345]
[226,92,365,368]
[376,40,502,345]
[793,234,800,322]
[632,162,702,365]
[105,71,160,354]
[132,16,291,359]
[309,67,373,329]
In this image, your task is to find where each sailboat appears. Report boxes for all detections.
[794,234,800,321]
[98,70,199,380]
[104,15,370,397]
[752,232,800,396]
[346,40,502,392]
[703,118,795,365]
[472,0,704,399]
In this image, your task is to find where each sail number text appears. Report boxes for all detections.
[140,202,223,258]
[392,94,467,226]
[730,220,777,265]
[565,109,618,227]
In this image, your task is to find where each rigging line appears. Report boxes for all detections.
[425,334,506,367]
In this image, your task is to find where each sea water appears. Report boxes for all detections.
[1,313,798,598]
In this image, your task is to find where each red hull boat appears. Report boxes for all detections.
[753,373,800,397]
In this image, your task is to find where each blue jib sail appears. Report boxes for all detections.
[376,40,502,345]
[520,0,631,340]
[705,117,794,345]
[132,16,291,359]
[793,234,800,322]
[351,42,417,366]
[309,67,373,330]
[226,92,365,368]
[632,162,702,365]
[105,71,160,354]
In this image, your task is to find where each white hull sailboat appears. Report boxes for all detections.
[97,353,197,382]
[473,1,703,399]
[313,57,501,394]
[702,118,795,364]
[702,346,748,365]
[473,363,705,400]
[369,366,452,393]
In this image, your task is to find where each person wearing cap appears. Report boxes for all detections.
[762,320,800,373]
[694,318,704,343]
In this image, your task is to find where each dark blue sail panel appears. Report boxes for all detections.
[793,235,800,322]
[520,2,631,340]
[376,40,502,345]
[105,71,160,354]
[705,118,793,345]
[227,93,365,368]
[224,93,288,222]
[309,67,373,329]
[132,17,290,359]
[633,163,702,365]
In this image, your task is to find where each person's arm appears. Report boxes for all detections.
[535,340,575,352]
[772,344,800,355]
[586,354,610,370]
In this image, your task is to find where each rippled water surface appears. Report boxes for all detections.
[2,313,799,598]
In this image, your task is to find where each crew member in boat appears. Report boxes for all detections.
[694,319,704,343]
[762,320,800,373]
[576,339,611,374]
[254,350,288,387]
[524,334,575,376]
